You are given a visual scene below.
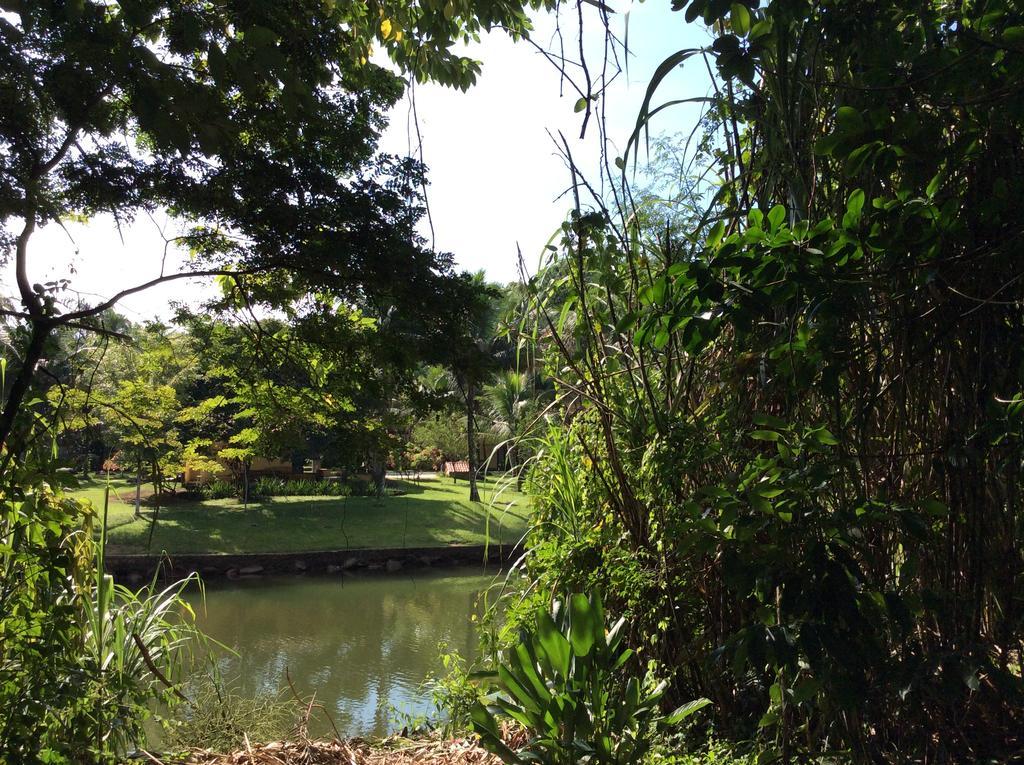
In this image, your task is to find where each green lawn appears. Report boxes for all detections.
[72,476,531,555]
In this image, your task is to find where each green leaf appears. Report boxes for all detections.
[537,613,571,678]
[574,97,588,113]
[811,427,839,446]
[748,491,772,514]
[1002,26,1024,45]
[926,168,946,198]
[753,413,786,429]
[836,106,864,133]
[751,430,780,441]
[730,3,750,35]
[568,593,599,656]
[625,48,702,165]
[767,204,786,231]
[664,697,712,724]
[499,659,543,714]
[706,219,726,248]
[813,133,842,156]
[845,189,865,225]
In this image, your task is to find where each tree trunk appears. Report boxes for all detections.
[368,458,387,498]
[134,460,142,518]
[243,461,249,509]
[0,321,51,461]
[467,382,480,503]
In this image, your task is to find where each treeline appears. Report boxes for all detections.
[38,285,550,502]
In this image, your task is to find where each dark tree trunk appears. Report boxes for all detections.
[467,381,480,503]
[0,321,51,461]
[134,460,143,518]
[368,459,387,498]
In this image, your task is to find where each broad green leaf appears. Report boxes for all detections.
[568,593,599,656]
[730,3,751,35]
[811,427,839,446]
[537,613,571,678]
[665,697,712,724]
[706,219,726,248]
[836,106,864,133]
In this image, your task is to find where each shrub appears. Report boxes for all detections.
[249,476,351,498]
[427,644,479,736]
[200,479,237,500]
[346,478,373,497]
[1,482,204,762]
[471,592,710,765]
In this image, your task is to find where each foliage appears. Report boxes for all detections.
[406,445,444,471]
[251,476,352,498]
[200,479,238,501]
[163,676,299,754]
[83,562,205,757]
[427,644,481,737]
[483,370,540,472]
[507,0,1024,760]
[437,273,511,501]
[0,482,96,762]
[471,592,711,765]
[0,0,503,459]
[410,410,469,463]
[643,737,760,765]
[0,477,203,762]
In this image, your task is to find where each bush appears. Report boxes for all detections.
[249,476,352,498]
[407,446,442,472]
[471,592,710,765]
[426,645,479,736]
[200,479,237,500]
[346,478,373,497]
[1,482,203,762]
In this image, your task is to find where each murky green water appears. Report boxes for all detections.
[184,568,496,738]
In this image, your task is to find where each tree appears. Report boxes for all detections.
[106,380,182,515]
[483,372,526,466]
[441,273,507,502]
[0,0,551,462]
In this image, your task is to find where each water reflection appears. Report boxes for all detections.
[185,569,493,737]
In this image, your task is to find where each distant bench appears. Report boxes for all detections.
[442,460,471,482]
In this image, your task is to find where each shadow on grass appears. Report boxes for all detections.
[107,491,529,555]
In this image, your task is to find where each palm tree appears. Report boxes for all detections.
[483,370,530,470]
[445,273,506,502]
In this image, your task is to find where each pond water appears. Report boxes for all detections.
[183,568,498,738]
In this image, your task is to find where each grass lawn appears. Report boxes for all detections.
[71,476,531,555]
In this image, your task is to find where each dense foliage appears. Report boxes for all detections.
[1,2,556,759]
[472,593,710,765]
[0,475,202,762]
[503,0,1024,761]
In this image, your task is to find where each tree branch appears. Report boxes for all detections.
[61,269,250,322]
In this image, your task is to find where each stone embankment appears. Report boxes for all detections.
[105,543,519,582]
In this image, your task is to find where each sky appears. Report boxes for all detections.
[2,2,712,323]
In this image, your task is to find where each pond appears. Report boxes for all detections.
[183,568,498,738]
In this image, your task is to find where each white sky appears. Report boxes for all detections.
[2,3,711,322]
